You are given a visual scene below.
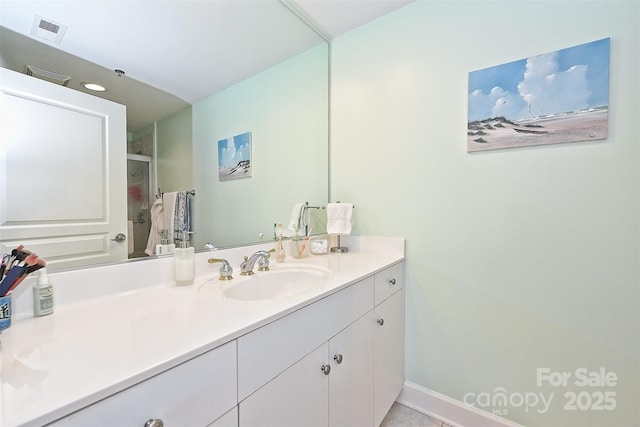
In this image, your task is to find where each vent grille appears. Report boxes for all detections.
[30,15,67,45]
[25,65,70,87]
[38,19,60,34]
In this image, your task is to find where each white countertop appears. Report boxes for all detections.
[0,236,404,426]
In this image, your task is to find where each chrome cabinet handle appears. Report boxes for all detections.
[111,233,126,242]
[321,364,331,375]
[377,318,384,326]
[334,354,343,364]
[388,278,396,285]
[144,419,164,427]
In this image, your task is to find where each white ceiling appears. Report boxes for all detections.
[289,0,413,40]
[0,0,412,131]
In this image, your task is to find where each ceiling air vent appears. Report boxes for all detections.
[30,15,68,45]
[25,65,71,87]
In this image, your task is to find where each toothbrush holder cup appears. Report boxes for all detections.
[291,238,310,258]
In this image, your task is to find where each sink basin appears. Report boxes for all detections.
[222,264,332,301]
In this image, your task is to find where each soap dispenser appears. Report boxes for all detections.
[156,229,175,255]
[174,231,195,285]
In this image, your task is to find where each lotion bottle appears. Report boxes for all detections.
[275,234,286,263]
[174,231,195,285]
[33,268,54,316]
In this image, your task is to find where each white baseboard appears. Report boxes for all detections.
[397,381,525,427]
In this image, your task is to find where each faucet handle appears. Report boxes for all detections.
[208,258,233,281]
[258,249,276,272]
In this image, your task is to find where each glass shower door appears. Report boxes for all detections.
[127,155,152,258]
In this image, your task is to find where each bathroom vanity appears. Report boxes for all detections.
[0,237,404,427]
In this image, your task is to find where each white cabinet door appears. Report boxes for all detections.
[329,311,374,427]
[373,289,405,426]
[0,67,127,269]
[239,343,329,427]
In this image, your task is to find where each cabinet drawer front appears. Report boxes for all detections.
[237,276,374,401]
[374,261,404,305]
[49,341,237,426]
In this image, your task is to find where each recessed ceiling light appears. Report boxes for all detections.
[82,82,107,92]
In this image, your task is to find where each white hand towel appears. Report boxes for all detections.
[287,203,305,232]
[326,203,353,235]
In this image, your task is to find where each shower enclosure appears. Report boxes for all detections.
[127,127,155,258]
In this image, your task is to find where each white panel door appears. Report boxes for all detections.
[0,67,127,268]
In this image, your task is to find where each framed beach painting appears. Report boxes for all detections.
[467,38,610,152]
[218,131,252,181]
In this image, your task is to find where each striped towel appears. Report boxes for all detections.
[174,191,191,242]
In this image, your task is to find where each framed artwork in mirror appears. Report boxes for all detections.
[218,131,252,181]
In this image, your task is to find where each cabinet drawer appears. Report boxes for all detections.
[374,261,404,305]
[237,276,374,401]
[49,341,237,427]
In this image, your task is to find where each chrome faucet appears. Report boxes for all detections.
[208,258,233,280]
[203,243,217,251]
[240,250,273,275]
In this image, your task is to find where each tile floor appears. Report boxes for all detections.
[380,402,453,427]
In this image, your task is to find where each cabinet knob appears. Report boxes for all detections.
[388,278,396,285]
[377,318,385,326]
[321,364,331,375]
[144,419,164,427]
[333,354,343,364]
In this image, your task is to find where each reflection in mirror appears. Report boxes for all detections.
[191,43,329,250]
[0,2,329,271]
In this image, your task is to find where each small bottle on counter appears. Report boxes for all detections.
[33,268,54,316]
[174,231,195,285]
[275,234,286,263]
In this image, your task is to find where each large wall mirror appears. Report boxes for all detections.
[0,1,329,271]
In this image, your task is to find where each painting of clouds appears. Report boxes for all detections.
[467,38,610,152]
[218,132,252,181]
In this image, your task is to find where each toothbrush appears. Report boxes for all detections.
[305,225,315,240]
